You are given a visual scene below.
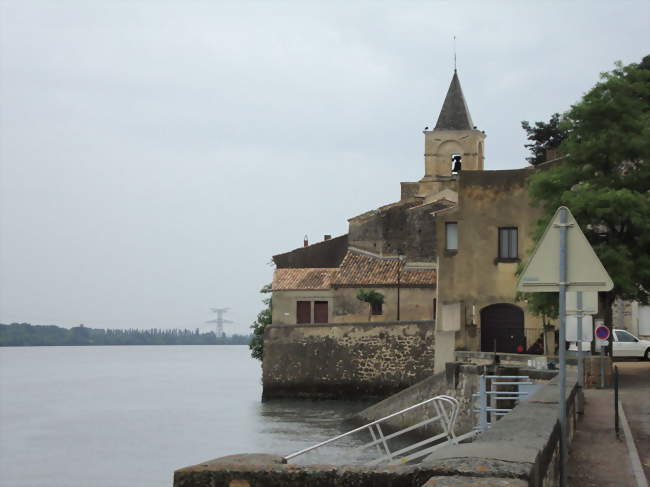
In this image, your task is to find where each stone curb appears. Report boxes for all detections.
[619,403,649,487]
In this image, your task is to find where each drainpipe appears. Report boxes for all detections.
[397,254,405,321]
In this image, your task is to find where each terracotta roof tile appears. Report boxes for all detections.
[331,251,436,287]
[272,268,334,291]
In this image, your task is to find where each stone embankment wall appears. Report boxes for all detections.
[262,321,436,399]
[173,371,578,487]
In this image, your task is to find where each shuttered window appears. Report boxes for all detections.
[446,222,458,251]
[314,301,328,323]
[296,301,311,324]
[498,227,518,259]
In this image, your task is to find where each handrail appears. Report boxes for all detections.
[285,394,461,464]
[473,375,531,432]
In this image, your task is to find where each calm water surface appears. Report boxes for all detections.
[0,346,372,487]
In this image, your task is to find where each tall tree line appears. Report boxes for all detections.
[0,323,251,347]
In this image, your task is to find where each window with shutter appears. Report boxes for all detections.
[296,301,311,324]
[498,227,518,260]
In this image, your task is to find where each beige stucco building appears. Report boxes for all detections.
[270,69,554,372]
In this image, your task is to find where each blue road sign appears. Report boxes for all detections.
[595,325,610,341]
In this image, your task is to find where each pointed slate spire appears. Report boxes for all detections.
[434,70,474,130]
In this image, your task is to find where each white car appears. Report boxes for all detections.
[612,329,650,360]
[568,328,650,360]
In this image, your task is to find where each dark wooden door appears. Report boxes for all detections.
[296,301,311,324]
[480,304,525,353]
[314,301,328,323]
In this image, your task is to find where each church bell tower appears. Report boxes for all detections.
[419,70,485,195]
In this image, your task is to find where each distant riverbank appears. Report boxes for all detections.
[0,323,251,347]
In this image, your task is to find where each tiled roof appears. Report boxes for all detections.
[272,268,334,291]
[331,251,436,287]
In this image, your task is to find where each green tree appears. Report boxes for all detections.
[249,283,272,361]
[521,113,568,165]
[356,289,384,321]
[524,56,650,321]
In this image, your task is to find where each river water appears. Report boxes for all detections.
[0,345,373,487]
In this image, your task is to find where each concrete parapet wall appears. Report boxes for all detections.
[422,371,578,487]
[174,454,437,487]
[262,321,436,399]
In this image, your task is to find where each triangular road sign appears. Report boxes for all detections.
[517,207,614,292]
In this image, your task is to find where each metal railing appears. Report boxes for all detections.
[285,394,475,466]
[473,375,531,432]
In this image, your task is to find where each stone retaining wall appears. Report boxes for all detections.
[262,321,436,399]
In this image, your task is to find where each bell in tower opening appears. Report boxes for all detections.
[451,154,462,174]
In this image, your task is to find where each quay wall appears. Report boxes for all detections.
[262,321,436,399]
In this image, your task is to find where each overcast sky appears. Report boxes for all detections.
[1,1,648,334]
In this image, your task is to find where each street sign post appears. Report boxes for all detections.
[517,207,613,487]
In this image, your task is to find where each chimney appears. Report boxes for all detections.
[324,234,332,241]
[303,234,308,247]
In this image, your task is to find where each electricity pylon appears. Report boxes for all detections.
[206,307,233,337]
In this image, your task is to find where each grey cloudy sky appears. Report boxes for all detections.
[1,1,648,334]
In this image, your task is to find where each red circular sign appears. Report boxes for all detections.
[595,325,610,340]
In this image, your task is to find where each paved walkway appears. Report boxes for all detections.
[568,388,637,486]
[617,361,650,481]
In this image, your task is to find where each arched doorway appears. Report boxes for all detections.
[480,304,525,353]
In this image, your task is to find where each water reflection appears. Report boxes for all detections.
[257,398,375,464]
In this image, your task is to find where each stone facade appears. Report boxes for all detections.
[267,68,554,392]
[262,321,436,399]
[433,168,551,370]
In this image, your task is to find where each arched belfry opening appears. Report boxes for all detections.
[480,303,525,353]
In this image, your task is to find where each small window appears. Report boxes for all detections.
[433,298,437,321]
[615,330,637,342]
[446,222,458,251]
[498,227,518,259]
[371,301,383,315]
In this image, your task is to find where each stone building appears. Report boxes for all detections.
[269,69,552,375]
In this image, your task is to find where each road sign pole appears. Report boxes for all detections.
[577,291,584,415]
[516,205,614,487]
[600,345,605,389]
[558,206,568,487]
